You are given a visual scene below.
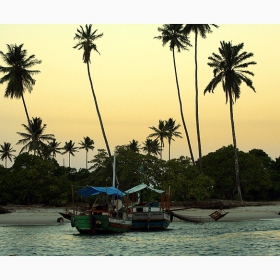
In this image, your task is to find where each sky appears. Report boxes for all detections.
[1,2,280,170]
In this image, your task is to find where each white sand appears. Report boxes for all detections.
[0,206,71,226]
[173,204,280,222]
[1,204,280,225]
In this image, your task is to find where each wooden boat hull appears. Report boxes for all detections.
[129,211,171,230]
[71,214,132,234]
[59,212,74,220]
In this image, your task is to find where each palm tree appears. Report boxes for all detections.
[16,117,55,155]
[165,118,182,160]
[148,120,168,159]
[62,140,79,168]
[183,24,218,173]
[0,142,16,168]
[154,24,195,164]
[204,41,257,201]
[142,138,161,157]
[47,139,62,158]
[73,25,113,161]
[0,44,42,156]
[129,139,141,153]
[79,136,94,169]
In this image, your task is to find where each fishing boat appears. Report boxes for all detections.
[70,186,132,234]
[125,183,172,230]
[70,153,132,234]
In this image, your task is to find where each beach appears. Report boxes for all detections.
[173,204,280,222]
[1,203,280,225]
[0,205,71,226]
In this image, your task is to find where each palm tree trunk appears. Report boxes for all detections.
[194,31,203,173]
[21,95,42,158]
[86,150,88,169]
[172,49,195,165]
[168,139,171,160]
[69,152,71,168]
[86,62,119,185]
[160,141,163,160]
[229,95,242,201]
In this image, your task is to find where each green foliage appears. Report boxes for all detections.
[1,146,280,205]
[1,153,72,205]
[202,146,274,201]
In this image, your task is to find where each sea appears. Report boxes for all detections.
[1,218,280,256]
[1,219,279,279]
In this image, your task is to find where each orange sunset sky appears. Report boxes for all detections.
[1,2,280,169]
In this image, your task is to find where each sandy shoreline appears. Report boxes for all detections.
[173,205,280,222]
[1,204,280,226]
[0,205,71,226]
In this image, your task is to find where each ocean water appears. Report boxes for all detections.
[1,219,280,256]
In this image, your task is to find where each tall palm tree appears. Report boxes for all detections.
[142,138,161,157]
[183,24,218,173]
[73,25,113,160]
[16,117,55,155]
[148,120,168,159]
[47,139,62,158]
[128,139,141,153]
[79,136,94,169]
[62,140,79,168]
[165,118,182,160]
[204,41,257,201]
[154,24,195,164]
[0,142,16,168]
[0,44,42,156]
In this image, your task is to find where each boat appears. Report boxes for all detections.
[70,186,132,234]
[125,183,173,230]
[70,153,132,234]
[58,211,74,220]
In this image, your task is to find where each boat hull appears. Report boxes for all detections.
[129,211,171,230]
[72,214,131,234]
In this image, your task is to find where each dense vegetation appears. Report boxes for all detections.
[0,145,279,206]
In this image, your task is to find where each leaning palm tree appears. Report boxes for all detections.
[154,24,195,164]
[149,120,168,159]
[62,140,79,168]
[73,25,113,160]
[79,136,94,169]
[47,139,62,158]
[0,44,42,156]
[183,24,218,173]
[142,138,161,157]
[0,142,16,168]
[16,117,55,155]
[165,118,183,160]
[204,41,257,201]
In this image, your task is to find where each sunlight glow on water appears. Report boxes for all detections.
[1,220,280,256]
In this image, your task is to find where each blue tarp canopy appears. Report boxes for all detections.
[77,186,126,198]
[125,183,165,194]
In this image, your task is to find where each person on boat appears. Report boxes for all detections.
[112,205,117,217]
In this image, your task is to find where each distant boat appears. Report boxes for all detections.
[58,211,74,220]
[125,183,173,230]
[70,186,132,234]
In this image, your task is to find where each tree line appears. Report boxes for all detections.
[0,145,280,206]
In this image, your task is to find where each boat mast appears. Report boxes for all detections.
[112,152,119,217]
[112,152,116,188]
